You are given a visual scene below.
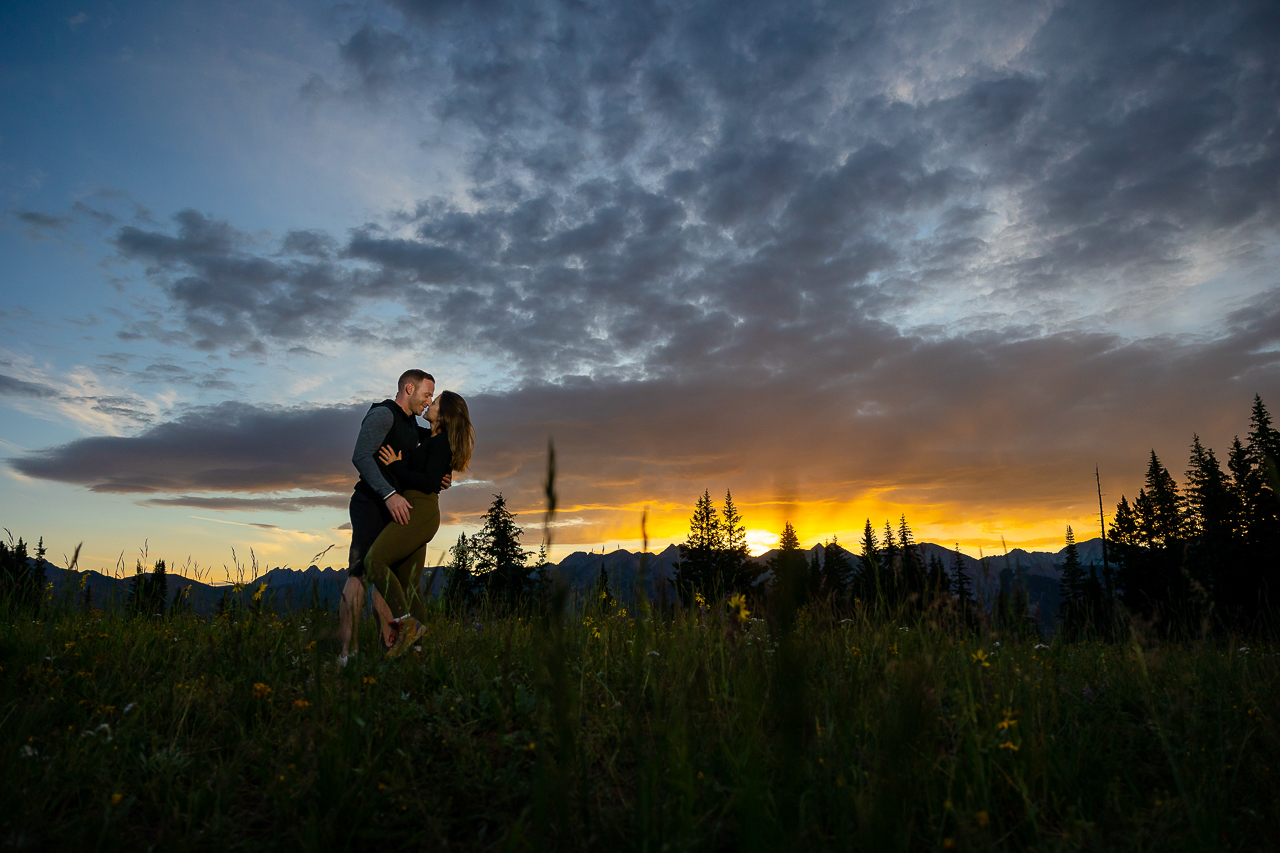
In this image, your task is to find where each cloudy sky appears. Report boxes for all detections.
[2,0,1278,578]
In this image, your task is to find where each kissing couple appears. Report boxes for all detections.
[338,369,475,664]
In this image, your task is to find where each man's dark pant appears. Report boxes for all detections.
[349,491,393,577]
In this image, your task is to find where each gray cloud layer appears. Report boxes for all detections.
[109,0,1279,379]
[0,374,57,398]
[12,307,1280,534]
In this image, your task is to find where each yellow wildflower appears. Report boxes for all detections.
[971,649,991,667]
[252,683,271,698]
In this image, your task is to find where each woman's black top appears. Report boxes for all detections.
[385,427,452,494]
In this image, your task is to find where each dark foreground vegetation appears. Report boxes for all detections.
[3,395,1280,850]
[2,592,1278,851]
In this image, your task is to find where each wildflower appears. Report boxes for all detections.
[998,741,1020,751]
[252,582,267,602]
[647,650,659,657]
[971,649,990,667]
[992,641,1001,648]
[294,699,310,709]
[899,626,909,632]
[1034,643,1048,650]
[111,793,123,805]
[849,645,863,659]
[363,676,377,685]
[976,811,989,827]
[122,702,137,714]
[252,683,272,698]
[527,742,537,751]
[19,745,37,759]
[1239,646,1250,655]
[997,712,1018,730]
[889,643,898,655]
[727,593,750,624]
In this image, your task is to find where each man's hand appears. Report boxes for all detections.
[440,471,453,491]
[385,493,411,525]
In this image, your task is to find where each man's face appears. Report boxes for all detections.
[408,380,435,416]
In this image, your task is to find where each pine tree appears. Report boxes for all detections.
[0,536,33,608]
[676,490,724,601]
[882,521,899,602]
[951,545,975,623]
[143,558,169,617]
[475,495,530,606]
[594,561,614,609]
[719,491,751,592]
[1141,451,1185,547]
[807,548,822,599]
[821,537,852,600]
[1244,396,1280,611]
[126,560,145,616]
[897,515,925,603]
[444,533,476,606]
[926,553,948,603]
[856,520,881,604]
[1185,435,1240,609]
[766,522,807,624]
[1058,525,1085,635]
[31,538,47,610]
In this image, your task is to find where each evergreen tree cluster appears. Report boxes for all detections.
[444,493,541,610]
[0,534,47,610]
[1108,395,1280,631]
[126,558,170,618]
[673,490,753,601]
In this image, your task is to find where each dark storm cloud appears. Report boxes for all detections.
[0,374,57,398]
[12,305,1280,534]
[9,401,366,494]
[141,495,348,511]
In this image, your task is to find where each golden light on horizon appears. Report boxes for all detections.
[745,528,780,556]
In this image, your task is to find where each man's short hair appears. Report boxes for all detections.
[398,369,434,393]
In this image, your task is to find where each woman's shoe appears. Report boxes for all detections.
[387,617,427,659]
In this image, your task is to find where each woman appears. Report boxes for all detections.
[364,390,475,658]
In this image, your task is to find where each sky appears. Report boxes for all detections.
[2,0,1278,580]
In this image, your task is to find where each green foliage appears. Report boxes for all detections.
[443,532,478,607]
[676,489,755,601]
[2,598,1277,850]
[821,538,852,600]
[474,494,532,607]
[1110,396,1280,632]
[0,534,42,611]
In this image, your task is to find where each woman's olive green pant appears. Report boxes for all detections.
[364,490,440,623]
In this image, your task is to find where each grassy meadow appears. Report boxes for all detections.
[2,592,1277,851]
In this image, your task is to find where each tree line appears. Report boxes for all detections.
[668,396,1280,638]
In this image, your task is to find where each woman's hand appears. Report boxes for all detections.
[377,445,403,466]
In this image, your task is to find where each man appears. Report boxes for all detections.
[338,369,450,664]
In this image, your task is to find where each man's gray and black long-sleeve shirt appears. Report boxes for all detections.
[351,400,422,502]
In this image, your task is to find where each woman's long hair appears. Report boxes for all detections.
[436,390,475,472]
